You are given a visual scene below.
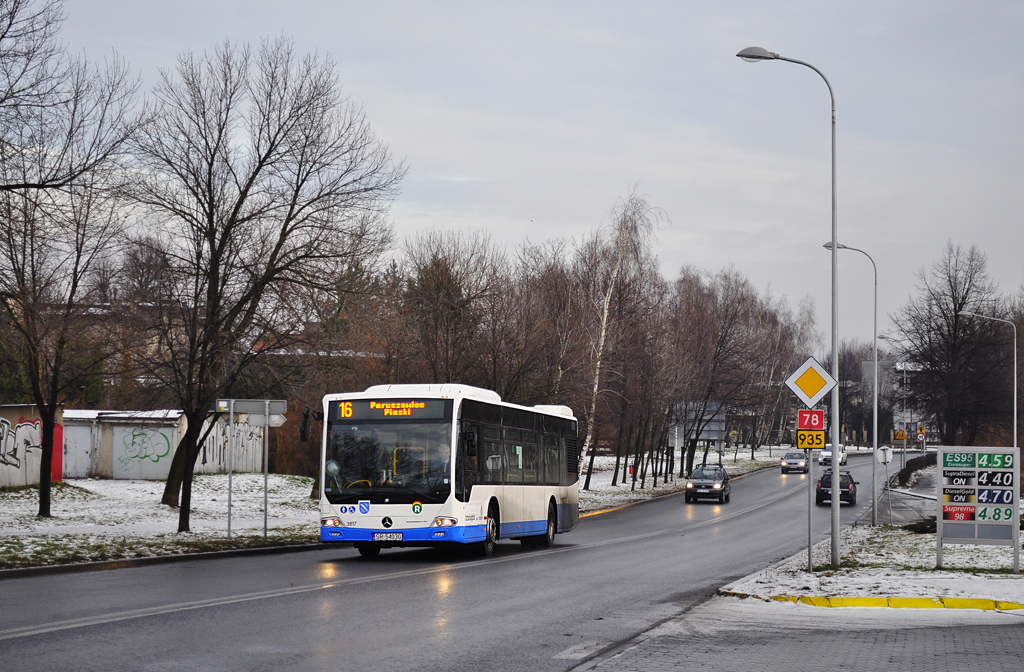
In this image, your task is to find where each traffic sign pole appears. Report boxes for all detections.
[785,358,837,572]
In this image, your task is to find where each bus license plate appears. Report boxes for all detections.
[373,532,402,542]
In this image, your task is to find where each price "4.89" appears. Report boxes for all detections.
[976,507,1014,522]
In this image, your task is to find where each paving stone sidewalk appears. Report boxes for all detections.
[579,621,1024,671]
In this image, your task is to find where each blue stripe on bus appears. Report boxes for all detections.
[500,519,547,538]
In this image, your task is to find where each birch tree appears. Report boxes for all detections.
[576,192,658,474]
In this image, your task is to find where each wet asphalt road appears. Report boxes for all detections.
[0,456,882,672]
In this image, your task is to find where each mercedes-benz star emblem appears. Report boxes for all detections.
[381,517,393,528]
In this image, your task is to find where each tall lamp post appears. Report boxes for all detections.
[824,242,878,525]
[738,46,842,567]
[959,311,1017,449]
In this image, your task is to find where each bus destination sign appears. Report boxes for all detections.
[332,399,449,421]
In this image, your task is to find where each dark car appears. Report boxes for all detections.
[780,451,809,474]
[815,470,858,506]
[685,465,731,503]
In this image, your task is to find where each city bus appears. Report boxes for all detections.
[318,384,580,557]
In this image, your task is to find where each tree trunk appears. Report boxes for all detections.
[161,436,189,507]
[36,408,57,518]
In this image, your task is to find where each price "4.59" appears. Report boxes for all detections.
[977,453,1014,468]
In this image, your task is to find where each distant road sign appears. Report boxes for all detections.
[895,429,907,440]
[918,433,925,442]
[797,409,825,431]
[877,447,893,465]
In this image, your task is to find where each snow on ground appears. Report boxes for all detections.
[728,524,1024,604]
[1,473,319,536]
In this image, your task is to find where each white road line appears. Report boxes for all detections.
[553,641,609,659]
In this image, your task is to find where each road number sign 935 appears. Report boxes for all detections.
[797,430,825,449]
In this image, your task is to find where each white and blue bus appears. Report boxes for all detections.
[319,384,580,557]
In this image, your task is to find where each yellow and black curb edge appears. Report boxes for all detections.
[717,588,1024,611]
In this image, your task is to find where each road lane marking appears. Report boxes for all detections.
[553,641,609,659]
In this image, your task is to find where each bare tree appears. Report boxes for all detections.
[0,175,132,515]
[0,1,139,193]
[888,242,1009,445]
[126,37,403,532]
[0,0,140,515]
[403,229,503,385]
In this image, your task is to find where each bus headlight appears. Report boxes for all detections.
[431,516,458,527]
[321,517,341,527]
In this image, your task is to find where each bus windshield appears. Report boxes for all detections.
[324,420,452,504]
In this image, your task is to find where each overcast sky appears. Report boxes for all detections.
[63,1,1024,350]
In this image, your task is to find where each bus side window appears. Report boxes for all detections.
[543,435,559,485]
[522,431,537,484]
[482,427,502,483]
[504,430,523,484]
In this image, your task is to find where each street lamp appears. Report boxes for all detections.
[959,311,1017,449]
[825,242,878,525]
[739,46,843,567]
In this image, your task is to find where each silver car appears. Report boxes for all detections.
[685,465,731,503]
[780,451,809,474]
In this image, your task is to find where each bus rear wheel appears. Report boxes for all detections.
[536,502,557,549]
[355,543,380,558]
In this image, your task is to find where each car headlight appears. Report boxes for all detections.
[713,482,722,489]
[431,516,458,527]
[799,461,806,466]
[686,482,694,489]
[321,517,341,527]
[781,461,788,466]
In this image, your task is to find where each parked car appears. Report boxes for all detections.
[780,451,809,474]
[818,443,848,466]
[685,465,731,503]
[815,470,858,505]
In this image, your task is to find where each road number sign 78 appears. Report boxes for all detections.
[798,410,824,430]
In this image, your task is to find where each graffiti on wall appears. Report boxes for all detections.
[0,417,40,468]
[116,427,172,473]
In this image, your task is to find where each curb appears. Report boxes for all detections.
[716,588,1024,611]
[0,541,338,581]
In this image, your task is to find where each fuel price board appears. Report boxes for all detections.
[936,446,1019,572]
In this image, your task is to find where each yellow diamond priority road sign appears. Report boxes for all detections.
[785,356,838,409]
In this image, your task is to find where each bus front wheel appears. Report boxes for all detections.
[355,543,380,558]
